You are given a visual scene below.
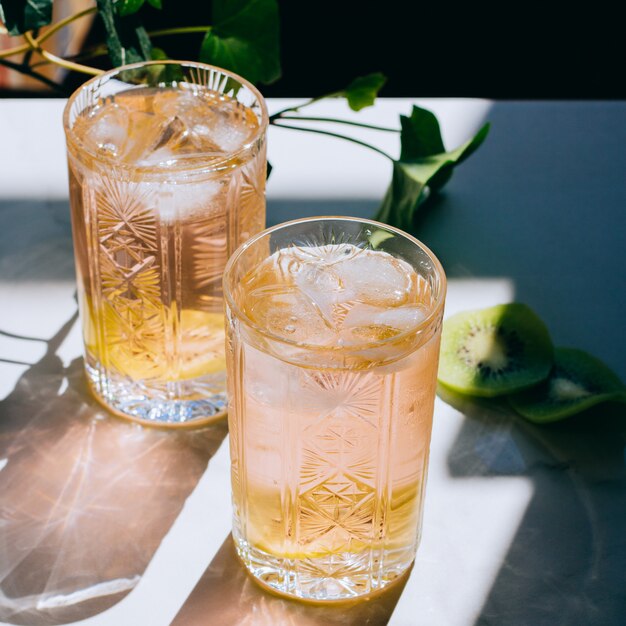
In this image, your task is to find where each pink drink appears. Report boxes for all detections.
[64,62,267,426]
[224,219,446,600]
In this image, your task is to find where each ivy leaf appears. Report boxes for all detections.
[399,105,445,160]
[200,0,281,86]
[375,121,490,231]
[341,73,386,111]
[97,0,152,67]
[116,0,145,17]
[0,0,53,35]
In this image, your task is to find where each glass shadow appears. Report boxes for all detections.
[171,534,411,626]
[0,312,228,625]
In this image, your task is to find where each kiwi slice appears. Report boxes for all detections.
[438,303,553,397]
[509,347,626,423]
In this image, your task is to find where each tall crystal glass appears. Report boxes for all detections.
[224,217,446,600]
[64,61,268,427]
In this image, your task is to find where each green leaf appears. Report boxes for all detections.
[150,46,168,60]
[375,161,426,233]
[135,24,152,59]
[97,0,153,67]
[199,0,281,86]
[375,122,490,231]
[400,105,445,160]
[0,0,53,35]
[115,0,144,17]
[341,73,386,111]
[146,0,162,7]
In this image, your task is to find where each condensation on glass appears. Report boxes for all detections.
[64,61,268,427]
[223,217,446,601]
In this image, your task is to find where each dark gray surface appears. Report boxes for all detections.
[418,101,626,380]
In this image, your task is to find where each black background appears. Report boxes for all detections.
[8,0,626,99]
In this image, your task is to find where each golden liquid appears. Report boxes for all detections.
[68,86,265,423]
[227,244,441,598]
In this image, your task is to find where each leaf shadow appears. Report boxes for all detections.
[438,385,626,626]
[0,312,228,626]
[171,534,411,626]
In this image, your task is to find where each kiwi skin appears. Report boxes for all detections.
[509,347,626,424]
[438,303,554,398]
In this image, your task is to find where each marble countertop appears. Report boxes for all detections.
[0,98,624,626]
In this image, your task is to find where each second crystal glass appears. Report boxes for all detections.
[224,217,446,601]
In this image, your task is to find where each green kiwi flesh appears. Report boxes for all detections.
[438,303,553,397]
[509,347,626,423]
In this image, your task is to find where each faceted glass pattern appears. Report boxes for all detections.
[224,218,446,601]
[64,61,267,426]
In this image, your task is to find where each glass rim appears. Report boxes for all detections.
[223,216,447,353]
[63,59,269,174]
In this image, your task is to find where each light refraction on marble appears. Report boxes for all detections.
[0,312,227,625]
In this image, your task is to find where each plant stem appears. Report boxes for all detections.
[0,58,66,93]
[272,121,394,160]
[268,95,330,121]
[0,7,97,60]
[149,26,212,37]
[22,28,39,67]
[278,115,398,133]
[32,23,212,69]
[24,32,104,76]
[67,45,109,62]
[31,44,109,69]
[0,41,30,59]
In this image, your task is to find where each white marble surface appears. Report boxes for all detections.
[0,98,624,626]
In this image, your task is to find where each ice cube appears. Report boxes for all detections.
[122,110,165,163]
[244,343,292,406]
[155,179,224,221]
[153,89,244,155]
[131,175,223,222]
[341,303,386,328]
[135,115,204,165]
[247,286,336,346]
[152,89,198,118]
[274,248,304,283]
[373,305,427,330]
[204,119,251,152]
[340,303,398,343]
[80,103,129,157]
[333,249,415,306]
[290,243,361,267]
[152,116,187,152]
[341,302,427,344]
[294,263,344,327]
